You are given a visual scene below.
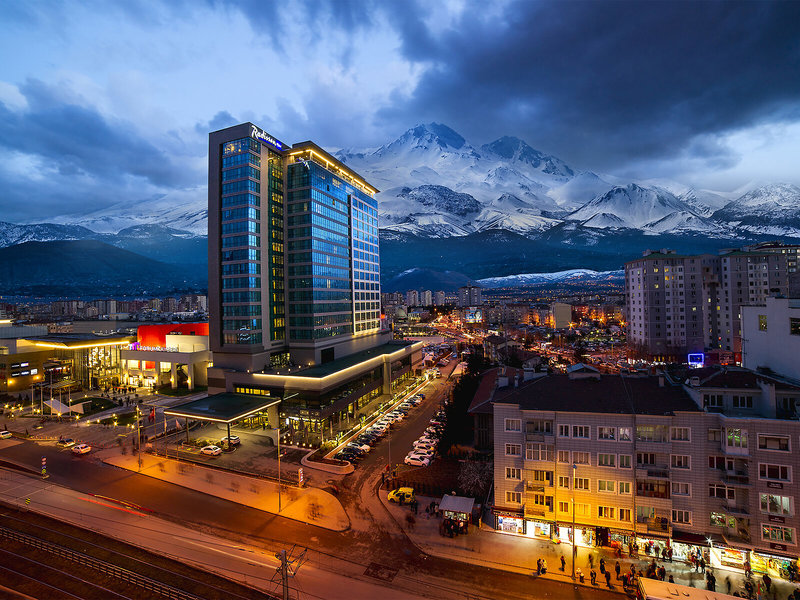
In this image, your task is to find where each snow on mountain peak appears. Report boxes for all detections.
[394,122,467,151]
[567,183,692,229]
[481,136,574,177]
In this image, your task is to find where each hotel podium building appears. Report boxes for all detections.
[206,123,421,444]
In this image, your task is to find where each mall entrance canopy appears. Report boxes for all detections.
[164,393,281,444]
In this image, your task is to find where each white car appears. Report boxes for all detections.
[72,443,91,455]
[404,455,430,467]
[412,448,435,459]
[201,445,222,456]
[0,430,12,440]
[221,435,240,446]
[347,442,370,453]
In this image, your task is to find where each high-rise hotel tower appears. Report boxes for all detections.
[209,122,382,370]
[206,123,422,442]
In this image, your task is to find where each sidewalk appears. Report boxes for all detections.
[381,493,800,598]
[102,450,350,532]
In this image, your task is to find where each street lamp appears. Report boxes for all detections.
[571,463,577,580]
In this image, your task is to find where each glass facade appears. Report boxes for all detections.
[219,137,265,346]
[214,125,380,352]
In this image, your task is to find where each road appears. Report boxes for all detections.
[0,367,619,600]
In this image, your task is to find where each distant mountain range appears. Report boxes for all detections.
[0,240,206,296]
[3,122,800,292]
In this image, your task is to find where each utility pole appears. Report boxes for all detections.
[571,463,577,580]
[136,405,142,470]
[277,549,289,600]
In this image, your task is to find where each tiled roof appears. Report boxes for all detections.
[468,368,499,415]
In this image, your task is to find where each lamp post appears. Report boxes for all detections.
[571,463,577,580]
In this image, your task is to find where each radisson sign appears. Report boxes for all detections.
[250,125,284,151]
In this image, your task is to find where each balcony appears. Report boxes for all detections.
[722,502,749,516]
[637,516,671,534]
[635,466,671,479]
[523,504,551,519]
[525,432,552,442]
[722,469,750,485]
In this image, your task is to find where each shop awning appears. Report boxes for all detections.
[440,495,475,516]
[672,529,725,546]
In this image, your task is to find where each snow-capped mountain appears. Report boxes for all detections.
[477,268,624,288]
[0,221,102,247]
[566,184,694,229]
[712,183,800,235]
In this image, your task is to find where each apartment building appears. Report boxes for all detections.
[492,367,800,574]
[458,285,483,307]
[742,297,800,382]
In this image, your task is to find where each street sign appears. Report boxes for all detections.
[298,468,304,486]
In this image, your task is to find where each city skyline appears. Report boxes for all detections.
[1,1,800,223]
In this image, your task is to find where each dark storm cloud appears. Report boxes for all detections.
[0,79,196,189]
[378,0,800,170]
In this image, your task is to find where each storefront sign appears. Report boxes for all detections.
[770,543,788,552]
[768,515,786,524]
[767,481,784,489]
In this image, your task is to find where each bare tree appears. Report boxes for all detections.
[458,460,492,498]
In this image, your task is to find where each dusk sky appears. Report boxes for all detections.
[1,0,799,223]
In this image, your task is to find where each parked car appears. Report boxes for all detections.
[404,455,430,467]
[347,442,370,453]
[201,445,222,456]
[56,437,75,448]
[72,443,91,455]
[0,430,13,440]
[387,487,415,503]
[334,449,360,462]
[408,448,434,459]
[221,435,240,447]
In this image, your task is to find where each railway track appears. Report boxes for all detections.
[0,510,278,600]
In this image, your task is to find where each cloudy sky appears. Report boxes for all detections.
[1,0,799,223]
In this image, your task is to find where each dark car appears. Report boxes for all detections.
[357,434,377,446]
[334,449,361,462]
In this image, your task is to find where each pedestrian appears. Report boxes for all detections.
[589,553,594,568]
[661,546,667,561]
[615,560,621,580]
[725,576,732,595]
[536,558,542,575]
[541,559,547,574]
[744,559,752,579]
[668,575,674,584]
[605,570,612,588]
[560,555,566,571]
[590,569,596,585]
[600,557,606,574]
[762,573,771,592]
[700,556,706,573]
[667,547,673,562]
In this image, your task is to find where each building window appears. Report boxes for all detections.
[761,493,793,516]
[709,484,734,500]
[506,467,521,480]
[636,425,667,442]
[791,318,800,336]
[726,428,748,449]
[506,491,521,504]
[558,424,570,437]
[708,428,721,442]
[572,425,590,439]
[636,452,656,466]
[505,443,522,457]
[619,481,631,495]
[558,501,571,513]
[671,455,691,469]
[618,427,632,441]
[598,426,616,440]
[505,418,521,432]
[557,450,570,463]
[671,427,690,441]
[672,510,691,524]
[619,508,632,522]
[574,478,590,491]
[598,506,615,519]
[558,476,570,489]
[598,453,616,468]
[619,455,632,469]
[762,525,794,545]
[732,395,753,409]
[598,480,615,493]
[704,394,723,409]
[572,451,590,465]
[759,463,791,481]
[526,419,553,434]
[759,434,790,452]
[758,315,768,331]
[526,443,554,461]
[671,482,690,496]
